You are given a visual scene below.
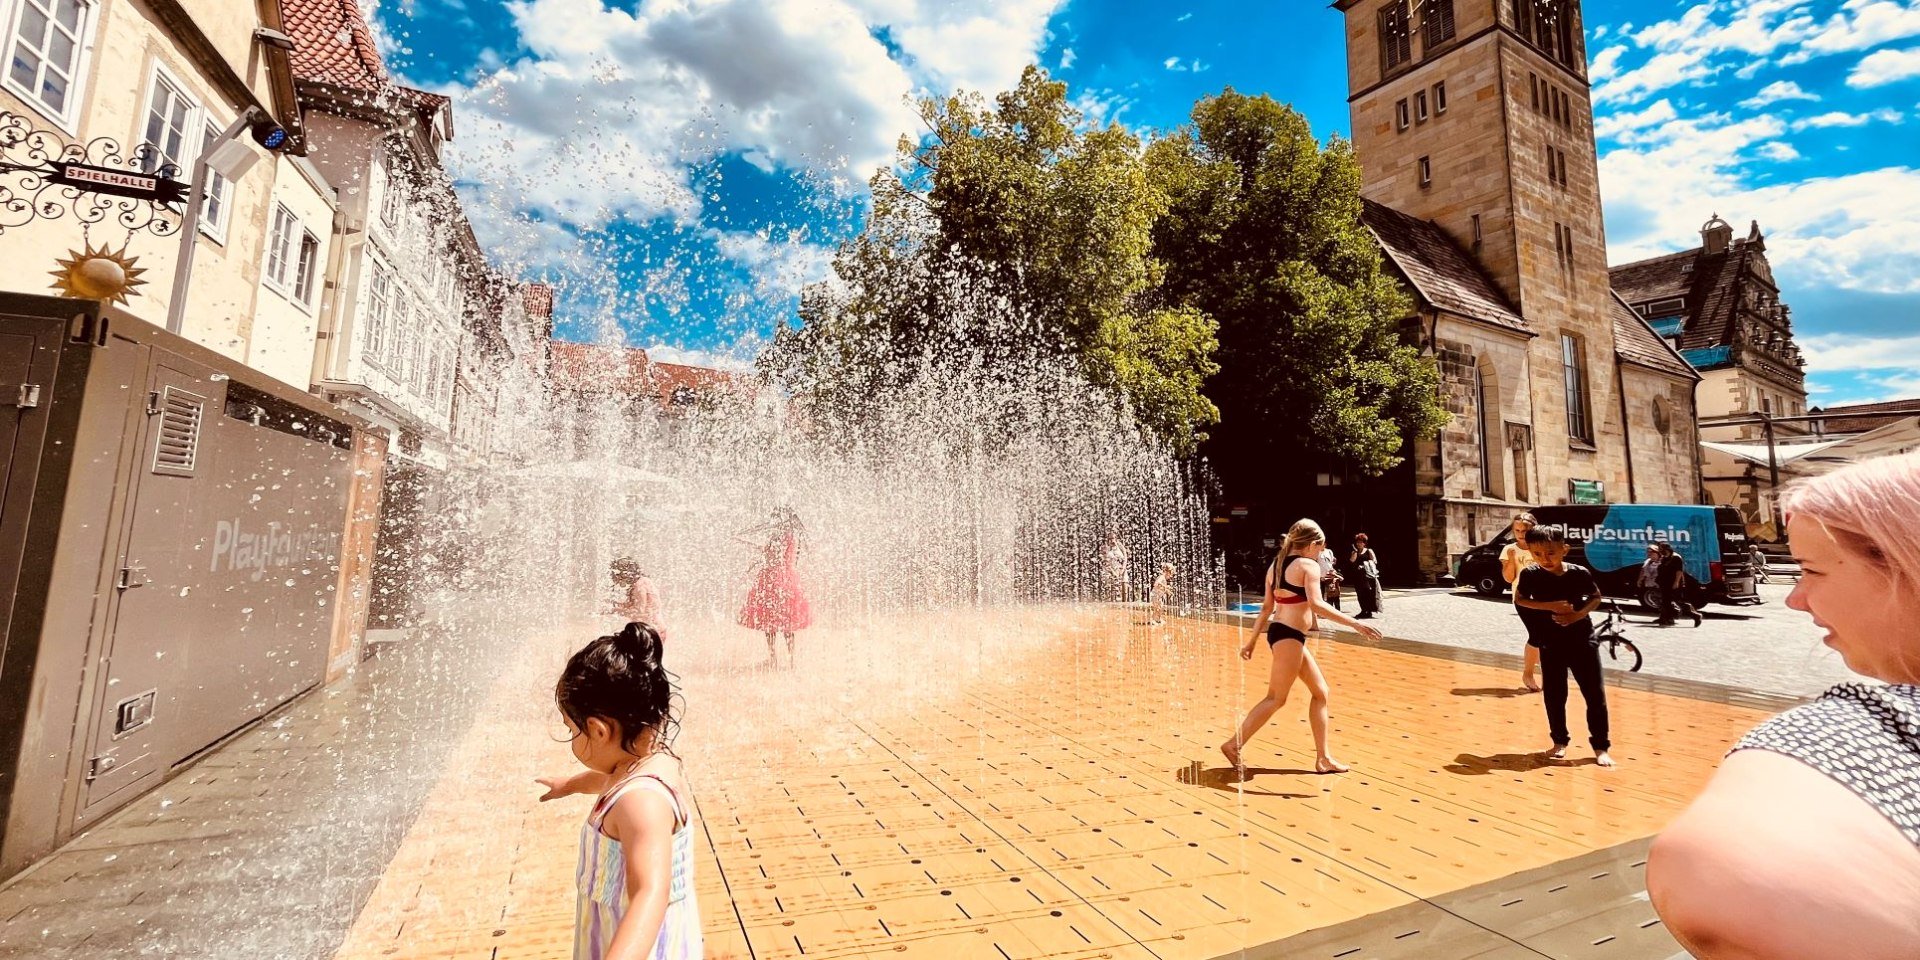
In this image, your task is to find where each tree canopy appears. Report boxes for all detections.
[1150,89,1447,476]
[762,67,1219,454]
[763,74,1446,474]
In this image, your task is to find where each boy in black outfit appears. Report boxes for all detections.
[1513,527,1614,768]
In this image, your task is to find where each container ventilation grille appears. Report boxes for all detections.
[153,387,205,476]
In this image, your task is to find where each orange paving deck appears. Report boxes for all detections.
[326,607,1773,960]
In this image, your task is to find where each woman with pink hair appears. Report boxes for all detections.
[1648,453,1920,958]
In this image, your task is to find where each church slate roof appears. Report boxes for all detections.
[1359,199,1530,336]
[1609,291,1699,380]
[1609,236,1762,353]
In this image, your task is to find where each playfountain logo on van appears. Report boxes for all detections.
[210,519,338,581]
[1563,523,1694,545]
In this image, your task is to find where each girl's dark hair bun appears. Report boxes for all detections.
[614,621,664,666]
[555,622,679,754]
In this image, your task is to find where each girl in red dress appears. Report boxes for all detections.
[737,509,811,667]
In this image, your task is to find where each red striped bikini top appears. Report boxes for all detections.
[1270,555,1313,606]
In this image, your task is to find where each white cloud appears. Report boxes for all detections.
[1071,88,1135,128]
[1059,47,1076,69]
[1791,108,1905,128]
[702,227,836,298]
[1594,98,1678,140]
[1799,332,1920,374]
[846,0,1061,98]
[1176,12,1192,22]
[439,0,1065,246]
[1596,0,1920,104]
[1848,45,1920,86]
[1601,104,1920,297]
[1595,49,1721,104]
[1589,45,1628,82]
[1162,55,1180,70]
[640,341,757,372]
[1757,141,1802,160]
[1740,79,1820,108]
[1162,57,1208,73]
[1787,0,1920,62]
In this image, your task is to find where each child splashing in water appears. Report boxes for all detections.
[536,623,702,960]
[1148,562,1175,624]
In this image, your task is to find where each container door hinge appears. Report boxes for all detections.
[11,384,39,409]
[84,755,116,782]
[146,391,161,415]
[117,565,148,590]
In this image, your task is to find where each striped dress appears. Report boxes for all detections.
[574,769,703,960]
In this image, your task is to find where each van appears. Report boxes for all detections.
[1454,504,1759,607]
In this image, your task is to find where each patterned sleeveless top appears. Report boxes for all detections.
[1730,683,1920,846]
[575,768,703,960]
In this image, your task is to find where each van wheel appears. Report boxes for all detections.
[1640,589,1662,611]
[1475,575,1504,596]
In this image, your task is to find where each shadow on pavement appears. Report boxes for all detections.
[1451,686,1534,699]
[1445,752,1600,775]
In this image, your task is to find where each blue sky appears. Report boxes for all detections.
[371,0,1920,403]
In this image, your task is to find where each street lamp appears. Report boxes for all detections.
[164,106,292,333]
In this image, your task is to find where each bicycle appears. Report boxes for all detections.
[1592,600,1644,672]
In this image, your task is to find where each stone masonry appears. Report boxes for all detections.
[1339,0,1703,580]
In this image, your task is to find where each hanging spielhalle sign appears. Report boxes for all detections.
[47,161,189,205]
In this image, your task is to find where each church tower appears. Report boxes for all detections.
[1336,0,1637,513]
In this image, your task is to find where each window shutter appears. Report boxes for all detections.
[152,387,205,476]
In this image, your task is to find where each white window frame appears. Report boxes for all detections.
[362,254,394,370]
[389,296,413,381]
[138,63,197,178]
[197,118,232,244]
[292,228,320,306]
[137,62,235,244]
[405,307,429,394]
[1,0,98,132]
[262,202,298,295]
[379,157,405,231]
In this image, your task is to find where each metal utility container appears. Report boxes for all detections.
[0,293,384,881]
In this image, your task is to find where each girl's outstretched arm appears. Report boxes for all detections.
[602,787,679,960]
[535,770,610,801]
[1302,562,1380,639]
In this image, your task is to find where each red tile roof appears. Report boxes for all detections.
[545,341,749,409]
[547,341,652,395]
[284,0,388,92]
[1810,398,1920,434]
[522,283,554,319]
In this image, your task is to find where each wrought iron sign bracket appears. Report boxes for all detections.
[1,110,187,239]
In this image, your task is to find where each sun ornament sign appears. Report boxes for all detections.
[49,241,149,305]
[2,109,188,302]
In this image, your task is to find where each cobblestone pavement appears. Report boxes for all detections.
[1363,581,1863,699]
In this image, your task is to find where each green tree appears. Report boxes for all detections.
[763,67,1220,453]
[1149,89,1447,476]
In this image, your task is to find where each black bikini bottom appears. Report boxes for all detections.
[1267,622,1307,646]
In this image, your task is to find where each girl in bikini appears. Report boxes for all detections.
[1223,519,1383,775]
[536,622,702,960]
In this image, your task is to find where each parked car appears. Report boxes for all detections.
[1455,504,1759,607]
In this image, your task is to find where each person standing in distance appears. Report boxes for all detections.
[1501,513,1542,691]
